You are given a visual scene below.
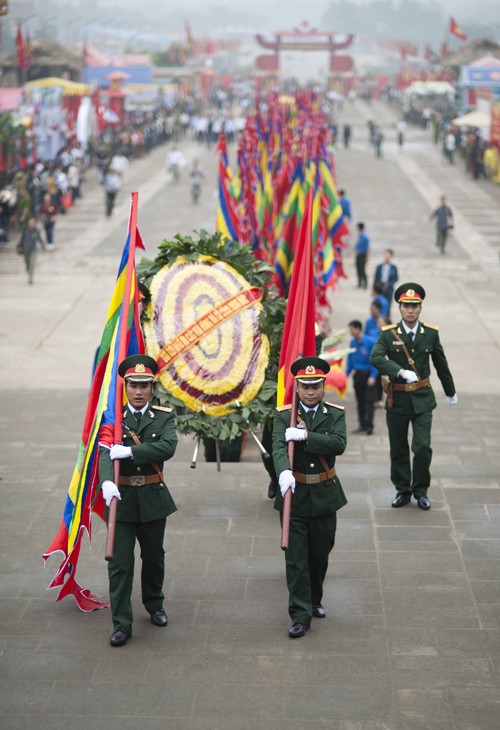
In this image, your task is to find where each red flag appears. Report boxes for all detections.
[276,188,317,407]
[16,24,26,74]
[277,189,317,549]
[450,17,467,41]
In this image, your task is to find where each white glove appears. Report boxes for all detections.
[447,394,458,406]
[400,370,419,384]
[285,427,307,442]
[278,469,296,497]
[110,444,133,460]
[101,480,121,507]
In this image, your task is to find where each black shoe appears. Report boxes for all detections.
[365,427,373,435]
[416,496,431,511]
[351,427,366,434]
[267,481,278,499]
[110,628,131,647]
[391,492,412,508]
[150,608,168,627]
[289,622,310,638]
[312,605,326,619]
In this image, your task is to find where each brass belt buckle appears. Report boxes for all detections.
[307,474,321,484]
[130,475,145,486]
[407,382,418,392]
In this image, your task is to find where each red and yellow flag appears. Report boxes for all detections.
[450,17,467,41]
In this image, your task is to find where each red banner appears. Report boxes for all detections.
[491,102,500,147]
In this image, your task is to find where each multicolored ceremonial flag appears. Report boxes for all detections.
[274,162,305,294]
[450,17,467,41]
[215,131,243,243]
[43,193,145,611]
[276,188,317,407]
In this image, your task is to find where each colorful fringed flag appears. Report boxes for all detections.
[215,131,243,243]
[274,162,305,294]
[43,193,145,611]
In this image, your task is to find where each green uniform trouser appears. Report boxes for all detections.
[108,517,167,631]
[283,512,337,625]
[386,410,433,498]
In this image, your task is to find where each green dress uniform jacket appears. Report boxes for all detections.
[369,321,455,414]
[272,401,347,516]
[369,321,455,497]
[272,400,347,625]
[99,404,177,632]
[99,405,178,522]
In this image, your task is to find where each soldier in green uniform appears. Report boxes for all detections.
[272,356,347,638]
[99,354,178,647]
[369,283,457,510]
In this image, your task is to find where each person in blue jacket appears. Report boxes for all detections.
[347,320,378,434]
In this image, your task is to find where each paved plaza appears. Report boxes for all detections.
[1,100,499,729]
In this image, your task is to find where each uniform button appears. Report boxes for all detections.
[136,467,141,472]
[152,433,156,437]
[310,463,315,468]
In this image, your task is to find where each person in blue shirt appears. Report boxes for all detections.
[354,222,370,289]
[365,300,383,340]
[339,189,352,221]
[347,320,378,434]
[372,283,390,318]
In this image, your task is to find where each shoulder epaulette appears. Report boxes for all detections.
[324,401,345,411]
[423,322,439,331]
[381,323,397,332]
[276,404,292,412]
[152,404,173,413]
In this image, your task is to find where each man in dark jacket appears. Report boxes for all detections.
[99,354,178,646]
[272,357,347,639]
[370,283,457,511]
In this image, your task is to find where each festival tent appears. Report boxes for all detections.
[452,110,491,127]
[24,77,91,96]
[403,81,455,99]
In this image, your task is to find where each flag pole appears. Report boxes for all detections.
[281,383,298,550]
[105,192,139,561]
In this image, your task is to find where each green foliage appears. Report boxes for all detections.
[138,229,286,442]
[0,112,25,157]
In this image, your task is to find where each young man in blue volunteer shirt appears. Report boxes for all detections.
[347,320,378,435]
[354,222,370,289]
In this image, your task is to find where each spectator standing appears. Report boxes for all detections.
[342,124,351,148]
[444,131,456,164]
[17,216,44,285]
[339,189,352,222]
[430,195,453,254]
[373,248,399,309]
[346,320,378,435]
[373,127,384,157]
[104,170,122,218]
[354,222,370,289]
[38,193,58,250]
[396,119,406,147]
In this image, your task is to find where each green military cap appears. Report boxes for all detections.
[394,282,426,304]
[291,356,330,384]
[118,354,158,382]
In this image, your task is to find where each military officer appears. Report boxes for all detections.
[369,283,457,510]
[99,354,178,647]
[272,356,347,638]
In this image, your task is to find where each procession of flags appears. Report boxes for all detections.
[43,194,145,611]
[215,91,349,330]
